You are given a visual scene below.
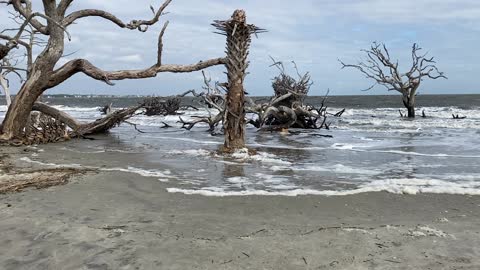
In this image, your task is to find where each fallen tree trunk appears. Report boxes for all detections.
[32,102,141,137]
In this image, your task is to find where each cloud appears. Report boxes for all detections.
[116,54,143,63]
[1,0,480,95]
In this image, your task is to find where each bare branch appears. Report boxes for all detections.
[47,57,227,88]
[157,21,169,66]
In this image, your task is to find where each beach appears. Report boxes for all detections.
[1,145,479,269]
[1,95,480,269]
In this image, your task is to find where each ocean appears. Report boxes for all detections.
[1,94,480,196]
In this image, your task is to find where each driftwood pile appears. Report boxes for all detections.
[178,61,341,133]
[143,96,181,116]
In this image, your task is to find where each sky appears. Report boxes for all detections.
[1,0,480,96]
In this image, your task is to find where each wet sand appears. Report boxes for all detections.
[1,146,479,269]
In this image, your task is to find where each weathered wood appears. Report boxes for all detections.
[32,102,141,137]
[0,74,11,107]
[213,10,264,152]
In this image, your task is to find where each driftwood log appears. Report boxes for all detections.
[29,102,141,139]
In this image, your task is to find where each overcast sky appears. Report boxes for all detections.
[1,0,480,96]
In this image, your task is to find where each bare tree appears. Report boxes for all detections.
[0,0,226,142]
[340,42,447,118]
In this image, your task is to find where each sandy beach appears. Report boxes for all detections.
[1,146,479,270]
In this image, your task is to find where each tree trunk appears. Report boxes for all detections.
[0,74,11,107]
[220,10,252,152]
[1,5,65,140]
[407,105,415,118]
[1,81,44,139]
[402,94,416,118]
[0,56,54,140]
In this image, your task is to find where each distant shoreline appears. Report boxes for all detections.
[2,93,480,98]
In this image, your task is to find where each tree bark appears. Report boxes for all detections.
[0,74,11,107]
[402,93,416,118]
[214,10,257,152]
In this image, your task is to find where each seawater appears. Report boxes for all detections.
[1,94,480,196]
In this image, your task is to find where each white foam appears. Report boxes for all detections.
[19,157,174,182]
[101,167,173,182]
[170,149,212,157]
[19,157,84,168]
[372,150,480,158]
[408,226,451,238]
[293,164,380,175]
[147,136,221,145]
[231,149,291,165]
[167,177,480,197]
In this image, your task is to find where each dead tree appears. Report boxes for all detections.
[213,10,265,152]
[141,89,201,116]
[0,0,226,143]
[142,96,181,116]
[32,102,141,137]
[178,72,226,133]
[180,61,331,133]
[340,43,447,118]
[247,60,329,131]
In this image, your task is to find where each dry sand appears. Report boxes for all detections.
[0,146,479,270]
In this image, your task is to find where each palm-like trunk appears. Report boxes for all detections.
[213,10,264,152]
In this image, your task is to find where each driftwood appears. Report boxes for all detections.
[98,103,113,115]
[179,61,333,134]
[0,154,91,193]
[142,96,181,116]
[249,60,329,131]
[452,114,467,119]
[30,102,141,139]
[141,89,202,116]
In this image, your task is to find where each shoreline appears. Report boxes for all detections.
[1,146,479,269]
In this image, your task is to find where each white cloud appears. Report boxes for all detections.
[2,0,480,95]
[116,54,143,63]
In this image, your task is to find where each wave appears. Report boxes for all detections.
[167,178,480,197]
[371,150,480,158]
[271,164,381,175]
[19,157,174,182]
[231,149,292,165]
[102,167,173,182]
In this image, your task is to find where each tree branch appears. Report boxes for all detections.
[63,9,127,28]
[47,57,227,89]
[10,0,48,34]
